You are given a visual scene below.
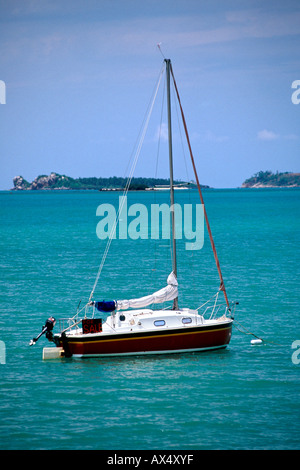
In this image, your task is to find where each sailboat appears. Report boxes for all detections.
[31,59,237,359]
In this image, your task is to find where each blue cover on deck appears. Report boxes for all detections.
[95,300,116,312]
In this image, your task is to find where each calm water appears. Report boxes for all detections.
[0,188,299,450]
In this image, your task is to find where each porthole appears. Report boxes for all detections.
[154,320,165,327]
[182,317,192,324]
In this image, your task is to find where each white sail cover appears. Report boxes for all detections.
[116,272,178,311]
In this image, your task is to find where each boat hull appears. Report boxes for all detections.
[57,321,232,358]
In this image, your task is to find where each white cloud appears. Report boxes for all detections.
[155,122,168,142]
[3,5,300,64]
[203,130,229,142]
[225,8,300,40]
[257,130,299,141]
[115,9,300,51]
[257,129,279,141]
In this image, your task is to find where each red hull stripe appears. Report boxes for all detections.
[70,325,230,344]
[60,323,232,357]
[63,322,231,344]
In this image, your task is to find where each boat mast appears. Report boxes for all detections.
[165,59,178,310]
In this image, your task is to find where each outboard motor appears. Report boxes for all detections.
[29,317,56,346]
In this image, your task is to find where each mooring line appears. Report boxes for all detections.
[233,319,285,346]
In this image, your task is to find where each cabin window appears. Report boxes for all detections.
[182,317,192,324]
[154,320,165,327]
[119,314,126,321]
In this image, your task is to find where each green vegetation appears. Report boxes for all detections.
[13,173,207,190]
[76,176,180,190]
[242,171,300,187]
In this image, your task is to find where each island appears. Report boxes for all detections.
[241,171,300,188]
[12,172,209,191]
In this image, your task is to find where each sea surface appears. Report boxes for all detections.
[0,188,299,450]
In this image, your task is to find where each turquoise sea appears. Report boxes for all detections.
[0,188,299,450]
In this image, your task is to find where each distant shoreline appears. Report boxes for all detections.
[11,172,209,191]
[9,170,300,191]
[4,186,300,192]
[241,171,300,188]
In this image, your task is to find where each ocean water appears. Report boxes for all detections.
[0,188,299,450]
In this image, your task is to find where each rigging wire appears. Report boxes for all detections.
[88,63,165,303]
[157,43,166,59]
[196,290,220,311]
[170,62,231,310]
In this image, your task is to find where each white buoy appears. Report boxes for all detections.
[251,338,263,345]
[43,347,64,360]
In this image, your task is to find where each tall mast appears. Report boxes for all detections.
[165,59,178,310]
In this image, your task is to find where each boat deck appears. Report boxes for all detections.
[57,308,232,339]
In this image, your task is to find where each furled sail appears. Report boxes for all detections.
[94,272,178,312]
[116,271,178,310]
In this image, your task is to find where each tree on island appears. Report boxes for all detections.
[242,171,300,187]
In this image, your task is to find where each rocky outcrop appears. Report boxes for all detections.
[30,172,59,190]
[12,176,30,190]
[12,173,69,190]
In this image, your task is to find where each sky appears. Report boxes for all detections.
[0,0,299,189]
